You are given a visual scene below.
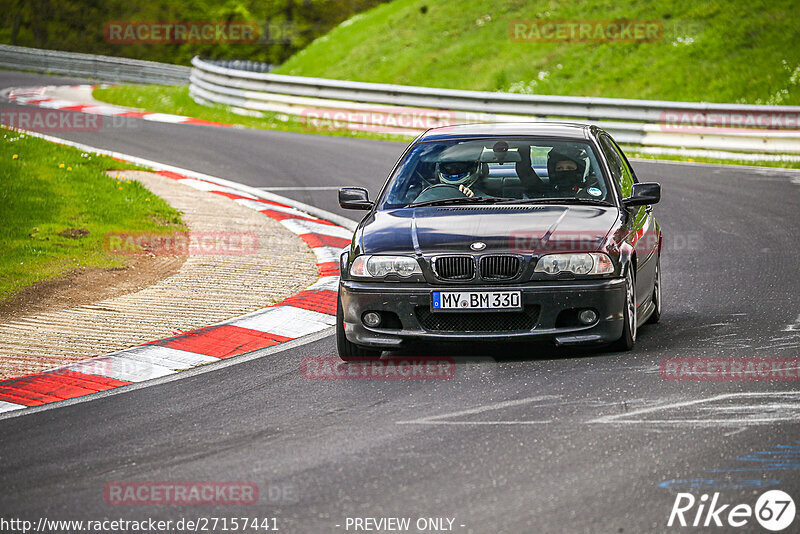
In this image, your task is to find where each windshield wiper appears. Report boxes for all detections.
[407,196,517,208]
[406,196,613,208]
[495,197,614,207]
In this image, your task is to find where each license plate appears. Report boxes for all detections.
[432,290,522,311]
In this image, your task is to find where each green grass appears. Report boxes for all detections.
[0,128,184,302]
[92,85,405,142]
[275,0,800,105]
[627,151,800,169]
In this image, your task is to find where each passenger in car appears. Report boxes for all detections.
[517,147,600,198]
[548,150,586,195]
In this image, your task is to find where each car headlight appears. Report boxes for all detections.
[534,253,614,275]
[350,255,422,278]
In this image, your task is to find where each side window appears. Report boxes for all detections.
[599,135,623,187]
[599,135,634,197]
[609,138,636,194]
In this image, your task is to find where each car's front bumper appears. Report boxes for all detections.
[339,278,626,349]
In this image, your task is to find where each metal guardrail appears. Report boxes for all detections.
[190,56,800,155]
[203,59,273,74]
[1,46,795,155]
[0,44,190,85]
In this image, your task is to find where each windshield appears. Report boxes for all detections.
[380,138,611,209]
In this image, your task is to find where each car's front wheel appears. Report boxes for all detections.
[611,268,637,351]
[336,293,381,361]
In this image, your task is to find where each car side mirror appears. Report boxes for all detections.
[623,182,660,208]
[339,187,373,210]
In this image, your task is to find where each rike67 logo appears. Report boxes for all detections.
[668,490,795,531]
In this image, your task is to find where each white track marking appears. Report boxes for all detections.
[176,177,229,191]
[723,428,747,437]
[62,354,176,382]
[77,105,129,116]
[698,403,800,412]
[312,246,346,264]
[230,306,336,338]
[625,419,799,425]
[34,99,78,109]
[114,346,219,370]
[396,395,559,425]
[306,276,340,292]
[400,421,554,425]
[0,401,24,413]
[141,112,191,123]
[784,314,800,332]
[176,178,256,198]
[589,392,800,425]
[280,218,353,239]
[234,199,312,218]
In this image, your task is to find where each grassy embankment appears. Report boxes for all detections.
[0,128,183,302]
[277,0,800,105]
[94,0,800,168]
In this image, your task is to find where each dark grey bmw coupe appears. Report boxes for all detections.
[336,123,662,359]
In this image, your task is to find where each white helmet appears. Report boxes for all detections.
[436,160,482,186]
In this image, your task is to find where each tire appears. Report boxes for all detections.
[646,257,661,324]
[336,294,381,361]
[611,268,637,351]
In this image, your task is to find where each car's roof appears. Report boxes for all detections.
[417,122,594,142]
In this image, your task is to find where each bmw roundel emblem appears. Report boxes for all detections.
[470,242,486,251]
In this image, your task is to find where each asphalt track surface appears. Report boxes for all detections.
[2,71,800,533]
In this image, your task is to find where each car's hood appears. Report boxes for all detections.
[359,205,620,255]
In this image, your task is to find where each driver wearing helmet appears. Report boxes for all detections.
[436,160,487,197]
[547,150,588,196]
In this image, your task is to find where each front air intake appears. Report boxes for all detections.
[480,255,522,280]
[433,256,475,281]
